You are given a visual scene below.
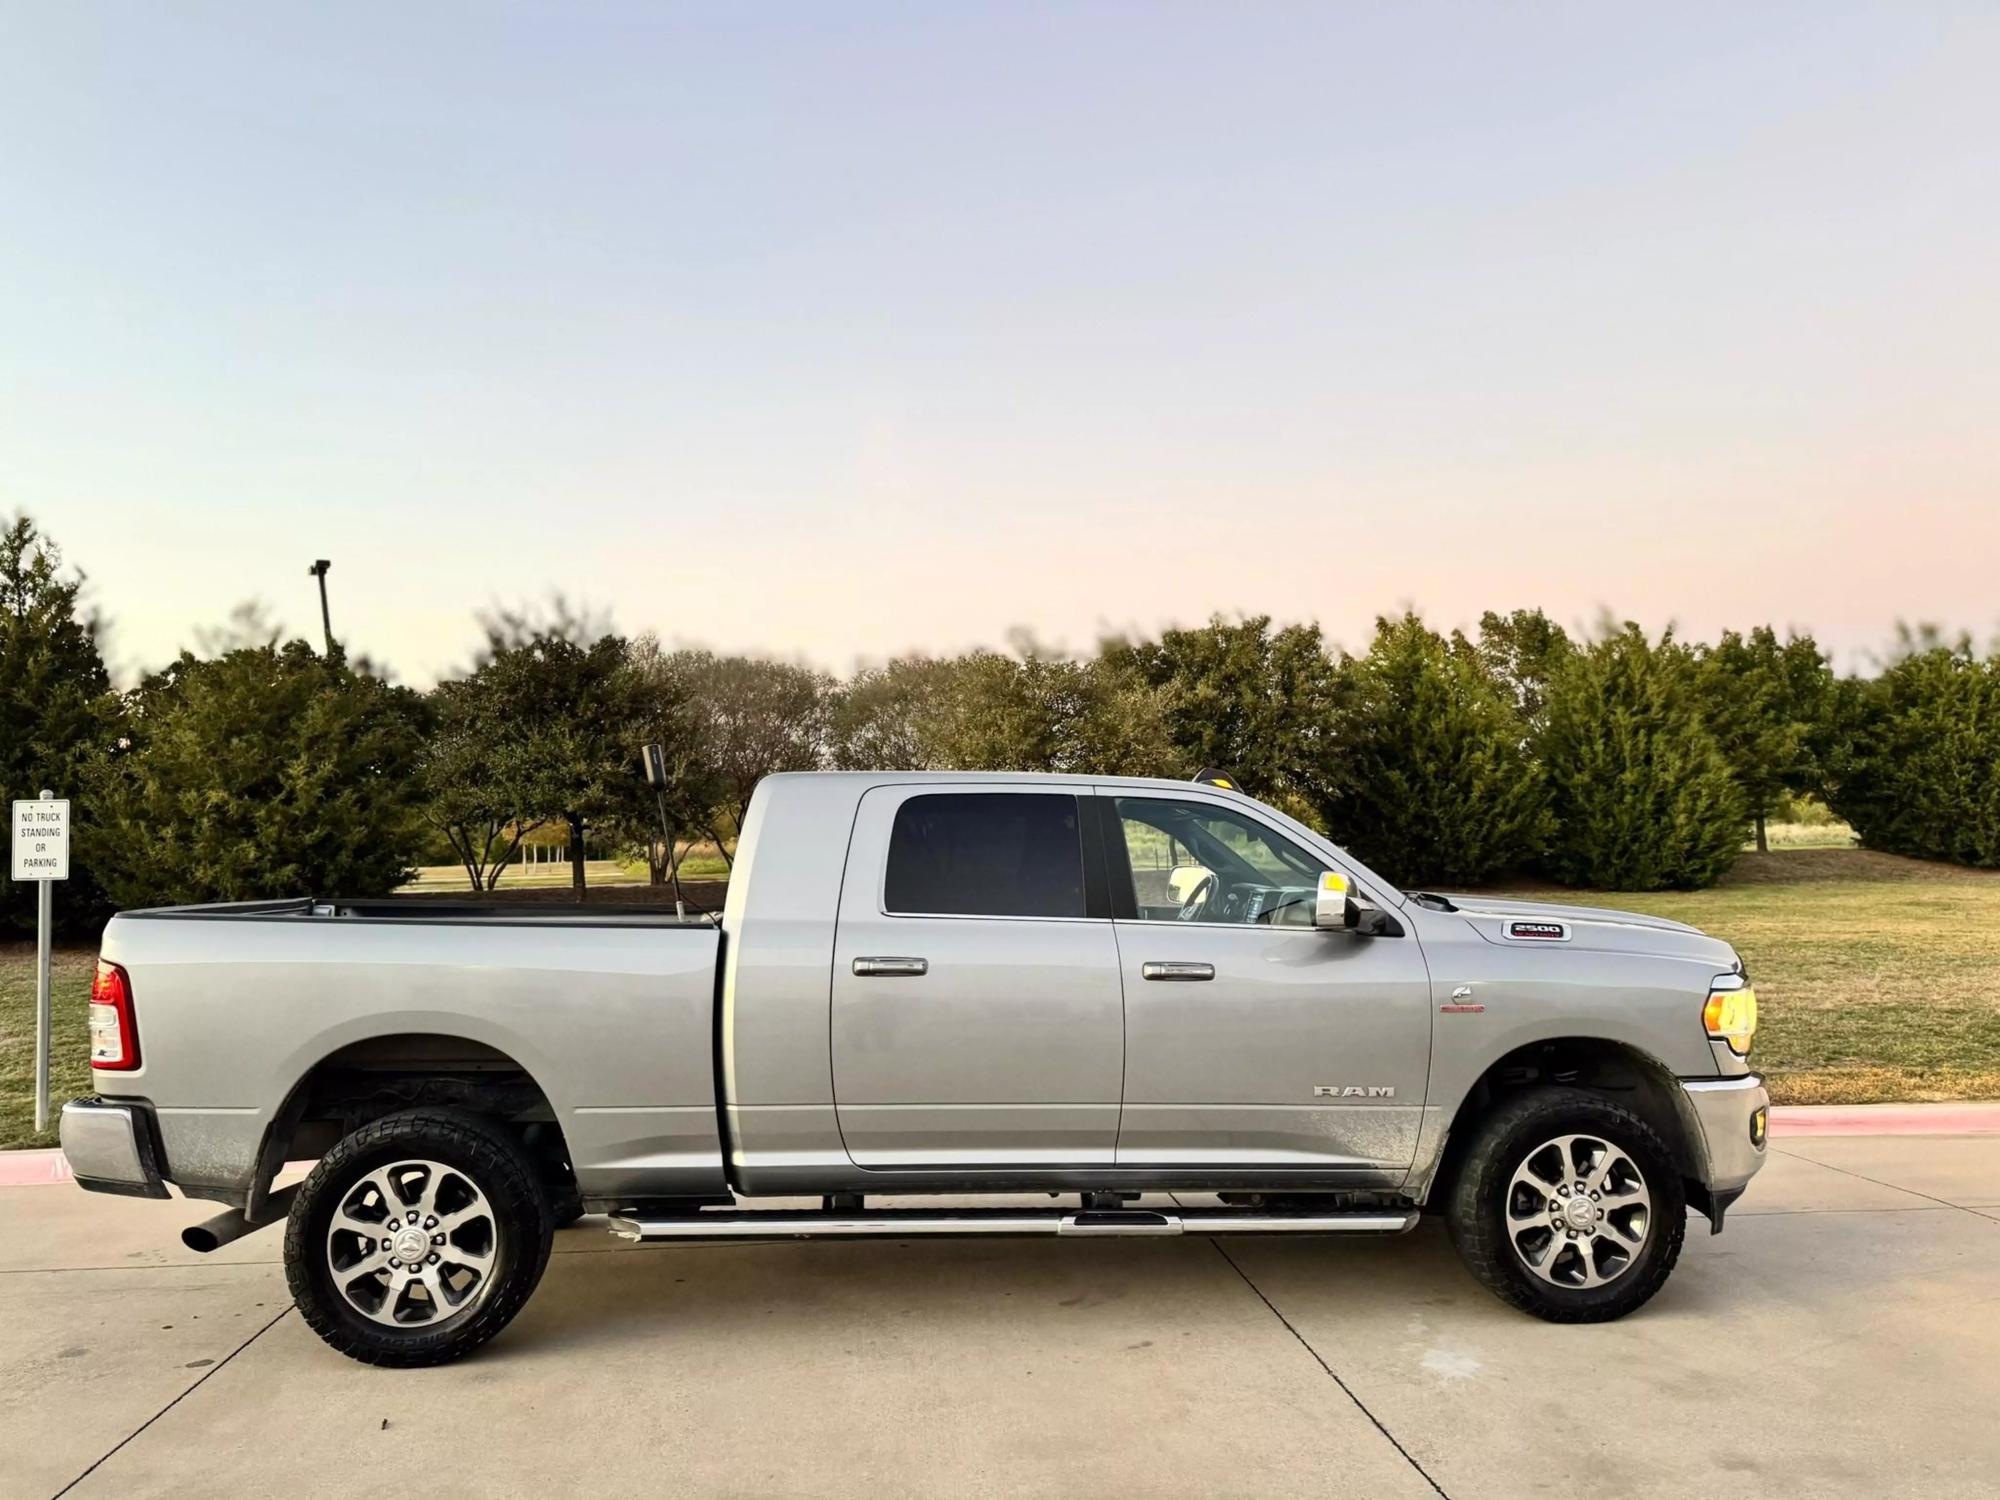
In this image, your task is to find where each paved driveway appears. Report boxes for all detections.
[3,1134,1997,1499]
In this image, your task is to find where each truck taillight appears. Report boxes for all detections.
[89,960,140,1070]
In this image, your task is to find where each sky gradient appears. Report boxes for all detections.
[3,2,1995,685]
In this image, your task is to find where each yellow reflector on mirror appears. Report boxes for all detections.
[1703,985,1758,1056]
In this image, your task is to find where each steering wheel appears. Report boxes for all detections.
[1175,872,1217,923]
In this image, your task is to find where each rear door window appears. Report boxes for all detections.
[884,793,1086,919]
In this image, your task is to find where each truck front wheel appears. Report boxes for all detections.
[1445,1087,1686,1323]
[284,1108,555,1366]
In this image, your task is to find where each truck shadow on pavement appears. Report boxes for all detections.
[486,1215,1749,1364]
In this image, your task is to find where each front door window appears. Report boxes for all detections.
[1111,796,1329,927]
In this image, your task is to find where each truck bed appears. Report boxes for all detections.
[99,899,726,1208]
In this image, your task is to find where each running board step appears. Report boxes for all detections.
[609,1207,1418,1242]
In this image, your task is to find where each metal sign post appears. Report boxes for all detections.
[11,791,70,1134]
[639,744,687,921]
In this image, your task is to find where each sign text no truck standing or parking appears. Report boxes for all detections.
[11,799,71,882]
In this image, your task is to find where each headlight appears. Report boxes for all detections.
[1703,978,1758,1056]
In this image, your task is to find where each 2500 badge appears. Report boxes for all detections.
[1506,919,1570,941]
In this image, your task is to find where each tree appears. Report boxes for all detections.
[1471,608,1573,731]
[416,676,547,891]
[1536,623,1745,890]
[829,641,1181,780]
[1822,629,2000,867]
[1313,613,1549,887]
[1697,627,1834,852]
[0,516,122,933]
[920,641,1182,777]
[620,638,719,897]
[84,641,426,907]
[829,656,964,770]
[1035,650,1184,779]
[1098,615,1339,802]
[663,649,832,865]
[463,604,653,901]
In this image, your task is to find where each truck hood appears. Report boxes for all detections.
[1438,894,1738,969]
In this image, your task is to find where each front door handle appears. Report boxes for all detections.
[853,956,928,978]
[1141,961,1214,981]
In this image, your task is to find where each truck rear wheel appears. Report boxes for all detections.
[1445,1087,1685,1323]
[284,1108,555,1366]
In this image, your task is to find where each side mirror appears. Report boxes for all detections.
[1314,871,1360,930]
[1315,871,1395,937]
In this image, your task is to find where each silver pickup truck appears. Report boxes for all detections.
[62,771,1768,1365]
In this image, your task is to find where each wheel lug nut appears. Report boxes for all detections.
[433,1233,445,1245]
[425,1217,437,1229]
[1589,1191,1600,1202]
[427,1252,440,1265]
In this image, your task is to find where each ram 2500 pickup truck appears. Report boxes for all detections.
[61,771,1768,1366]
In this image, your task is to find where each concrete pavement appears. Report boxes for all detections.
[2,1135,1997,1499]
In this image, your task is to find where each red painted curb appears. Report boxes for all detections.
[1770,1103,2000,1137]
[0,1150,72,1187]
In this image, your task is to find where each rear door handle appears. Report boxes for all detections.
[1141,961,1214,981]
[853,956,928,977]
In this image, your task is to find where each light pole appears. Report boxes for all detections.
[307,559,334,656]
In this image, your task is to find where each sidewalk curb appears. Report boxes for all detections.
[0,1152,316,1188]
[5,1101,1997,1187]
[1769,1102,2000,1137]
[0,1149,76,1187]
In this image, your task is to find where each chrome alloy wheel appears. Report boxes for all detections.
[325,1159,500,1327]
[1505,1133,1652,1289]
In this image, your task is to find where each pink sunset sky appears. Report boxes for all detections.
[3,3,1994,684]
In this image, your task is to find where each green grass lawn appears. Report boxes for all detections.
[401,849,733,891]
[401,858,646,890]
[0,945,93,1149]
[4,847,1995,1147]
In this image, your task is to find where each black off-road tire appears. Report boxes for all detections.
[1445,1086,1686,1323]
[285,1108,555,1367]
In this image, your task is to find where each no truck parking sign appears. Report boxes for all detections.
[14,793,69,1135]
[11,798,70,882]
